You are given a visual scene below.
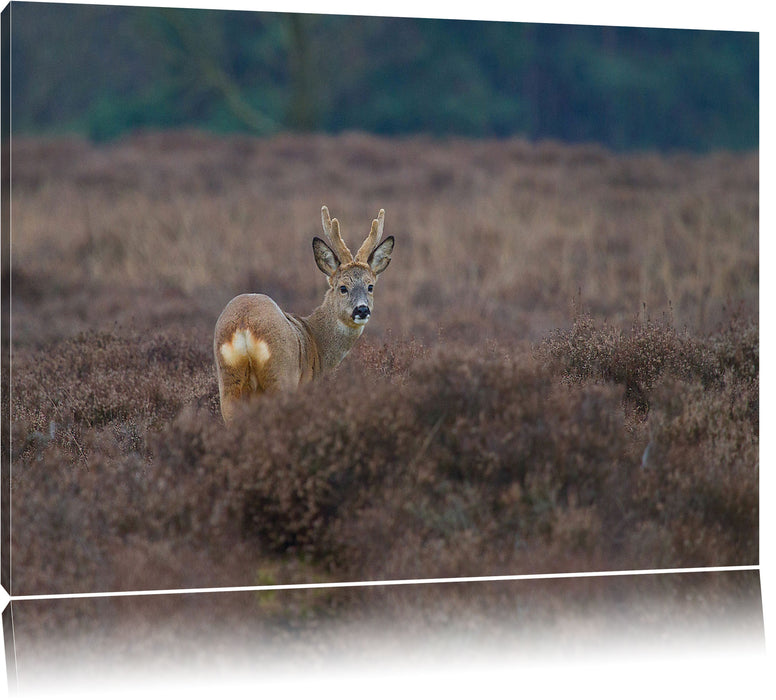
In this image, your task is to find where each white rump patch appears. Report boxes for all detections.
[220,329,271,368]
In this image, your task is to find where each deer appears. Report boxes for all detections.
[214,206,395,423]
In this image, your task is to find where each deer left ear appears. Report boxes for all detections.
[368,235,394,275]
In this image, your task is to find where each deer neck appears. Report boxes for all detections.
[302,296,364,373]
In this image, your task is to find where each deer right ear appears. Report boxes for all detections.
[312,236,340,276]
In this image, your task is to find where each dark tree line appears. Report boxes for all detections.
[10,3,759,150]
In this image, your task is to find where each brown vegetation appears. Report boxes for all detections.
[6,132,758,639]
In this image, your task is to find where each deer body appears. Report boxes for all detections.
[214,206,394,422]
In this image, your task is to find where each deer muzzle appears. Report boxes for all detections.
[352,305,371,324]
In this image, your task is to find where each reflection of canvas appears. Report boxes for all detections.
[6,570,766,695]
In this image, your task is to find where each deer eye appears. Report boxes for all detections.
[339,285,348,294]
[367,284,374,293]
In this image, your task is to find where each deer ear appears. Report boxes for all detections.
[312,237,340,276]
[368,235,394,275]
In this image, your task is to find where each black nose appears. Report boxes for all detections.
[353,305,370,320]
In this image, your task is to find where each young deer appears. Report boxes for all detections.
[214,206,394,422]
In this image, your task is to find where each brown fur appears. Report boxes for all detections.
[214,206,394,422]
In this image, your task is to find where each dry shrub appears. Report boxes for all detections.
[632,373,758,567]
[540,306,758,410]
[538,308,758,568]
[11,133,758,350]
[145,344,640,583]
[12,328,215,453]
[10,305,758,597]
[8,134,758,618]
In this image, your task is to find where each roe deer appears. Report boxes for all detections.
[214,206,395,422]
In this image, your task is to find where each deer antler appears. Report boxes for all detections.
[355,209,385,263]
[321,206,353,262]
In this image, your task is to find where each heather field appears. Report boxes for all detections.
[4,132,760,669]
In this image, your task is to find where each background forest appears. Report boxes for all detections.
[10,2,759,150]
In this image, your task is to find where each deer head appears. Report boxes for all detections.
[312,205,394,331]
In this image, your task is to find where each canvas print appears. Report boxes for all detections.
[0,1,762,694]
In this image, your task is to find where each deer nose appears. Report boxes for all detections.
[352,305,370,320]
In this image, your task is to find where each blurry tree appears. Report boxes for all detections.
[287,13,316,130]
[8,3,758,151]
[140,8,280,134]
